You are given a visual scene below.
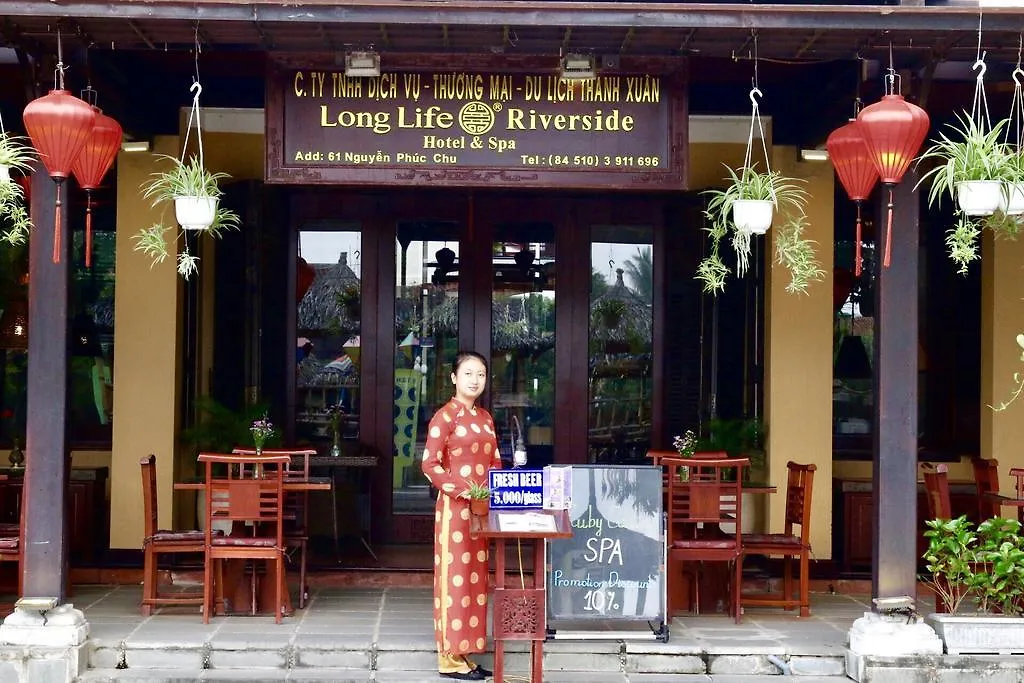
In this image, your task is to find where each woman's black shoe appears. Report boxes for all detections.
[439,669,486,680]
[472,665,493,677]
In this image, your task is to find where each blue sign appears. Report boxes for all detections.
[488,469,544,509]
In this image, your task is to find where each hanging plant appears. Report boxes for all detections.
[916,58,1024,274]
[0,122,35,246]
[696,164,822,295]
[131,82,239,279]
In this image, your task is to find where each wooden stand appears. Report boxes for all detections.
[470,509,572,683]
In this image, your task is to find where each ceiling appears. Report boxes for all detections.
[2,1,1024,146]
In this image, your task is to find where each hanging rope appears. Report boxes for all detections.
[53,27,67,264]
[181,23,205,169]
[741,31,774,201]
[1006,35,1024,152]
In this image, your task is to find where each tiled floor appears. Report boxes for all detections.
[70,584,867,656]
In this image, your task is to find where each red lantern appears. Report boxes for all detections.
[856,92,930,268]
[22,90,97,263]
[71,110,123,267]
[827,119,880,276]
[297,257,315,303]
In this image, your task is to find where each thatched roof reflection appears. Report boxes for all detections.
[591,269,652,344]
[426,294,554,352]
[298,253,360,333]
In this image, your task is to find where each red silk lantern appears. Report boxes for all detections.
[71,110,123,267]
[827,119,880,276]
[856,93,930,268]
[297,257,315,303]
[22,90,97,263]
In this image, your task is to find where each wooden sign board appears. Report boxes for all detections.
[266,56,687,190]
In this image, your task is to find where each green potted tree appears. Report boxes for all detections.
[0,133,34,245]
[923,515,1024,654]
[131,155,240,279]
[696,164,824,295]
[465,479,491,516]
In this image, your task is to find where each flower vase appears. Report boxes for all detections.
[254,446,263,478]
[8,437,23,469]
[679,464,690,482]
[330,431,341,458]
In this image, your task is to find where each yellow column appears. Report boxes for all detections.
[109,136,181,548]
[980,230,1024,496]
[764,146,834,558]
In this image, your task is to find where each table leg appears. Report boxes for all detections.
[531,538,545,683]
[257,557,293,616]
[331,469,341,561]
[493,538,506,683]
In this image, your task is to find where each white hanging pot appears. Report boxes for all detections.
[956,180,1002,216]
[0,164,10,184]
[174,196,218,231]
[999,182,1024,215]
[732,199,774,235]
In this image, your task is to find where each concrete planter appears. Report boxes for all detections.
[927,612,1024,655]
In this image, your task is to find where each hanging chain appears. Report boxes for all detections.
[1008,35,1024,151]
[53,27,68,91]
[971,11,991,131]
[181,23,205,166]
[742,30,773,202]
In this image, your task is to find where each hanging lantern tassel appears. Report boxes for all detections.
[883,186,895,268]
[53,179,63,264]
[84,190,94,267]
[854,201,864,277]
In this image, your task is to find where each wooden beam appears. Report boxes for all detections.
[22,163,72,602]
[871,170,920,609]
[127,20,156,49]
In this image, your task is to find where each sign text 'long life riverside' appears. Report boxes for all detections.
[283,71,670,172]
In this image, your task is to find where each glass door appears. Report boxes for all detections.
[490,223,557,469]
[588,225,654,464]
[392,221,462,516]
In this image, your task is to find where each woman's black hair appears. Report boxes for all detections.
[452,350,488,375]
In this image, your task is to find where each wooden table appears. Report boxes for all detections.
[470,509,572,683]
[174,478,331,616]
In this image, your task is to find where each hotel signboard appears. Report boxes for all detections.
[266,57,687,189]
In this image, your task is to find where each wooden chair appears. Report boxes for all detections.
[199,452,290,624]
[740,462,816,617]
[922,463,952,521]
[971,457,1002,520]
[140,455,205,616]
[232,447,316,608]
[664,455,748,623]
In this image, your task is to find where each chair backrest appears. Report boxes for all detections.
[231,448,317,478]
[972,457,1001,518]
[199,453,291,544]
[922,463,952,520]
[1011,467,1024,501]
[663,456,748,540]
[783,462,817,540]
[140,454,158,539]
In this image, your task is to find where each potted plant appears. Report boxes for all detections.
[465,479,491,516]
[0,133,33,246]
[917,114,1012,218]
[131,155,240,279]
[594,298,627,329]
[671,429,697,481]
[923,515,1024,654]
[695,164,824,295]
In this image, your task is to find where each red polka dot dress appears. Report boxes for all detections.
[421,398,501,671]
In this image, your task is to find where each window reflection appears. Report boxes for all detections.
[393,222,460,515]
[296,230,362,450]
[588,227,654,464]
[491,225,556,470]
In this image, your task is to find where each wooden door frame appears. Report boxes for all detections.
[287,188,668,545]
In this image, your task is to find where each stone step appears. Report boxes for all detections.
[86,638,847,677]
[78,671,852,683]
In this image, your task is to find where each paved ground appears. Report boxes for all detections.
[72,584,866,657]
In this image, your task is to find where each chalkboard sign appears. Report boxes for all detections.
[546,465,665,633]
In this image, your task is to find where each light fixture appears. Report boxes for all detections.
[834,335,872,380]
[0,300,28,351]
[121,141,150,153]
[345,50,381,78]
[799,148,829,162]
[827,119,879,277]
[559,52,596,81]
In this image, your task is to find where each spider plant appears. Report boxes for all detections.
[131,155,240,280]
[696,164,822,295]
[0,134,33,246]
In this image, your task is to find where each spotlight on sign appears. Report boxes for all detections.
[559,51,597,81]
[345,50,381,78]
